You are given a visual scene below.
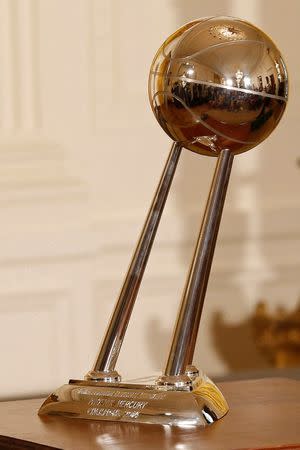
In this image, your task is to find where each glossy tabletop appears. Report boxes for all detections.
[0,378,300,450]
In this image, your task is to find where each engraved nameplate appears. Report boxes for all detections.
[77,386,166,421]
[38,378,228,427]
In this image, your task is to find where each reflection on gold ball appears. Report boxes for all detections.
[148,17,288,156]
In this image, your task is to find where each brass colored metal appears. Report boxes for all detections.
[86,142,182,382]
[149,16,288,156]
[39,16,288,427]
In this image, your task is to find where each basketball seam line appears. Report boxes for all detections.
[162,39,265,61]
[150,72,287,102]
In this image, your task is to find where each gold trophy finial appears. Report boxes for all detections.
[149,16,288,156]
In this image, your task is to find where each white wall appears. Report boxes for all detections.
[0,0,299,399]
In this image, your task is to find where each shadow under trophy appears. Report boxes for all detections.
[39,16,288,427]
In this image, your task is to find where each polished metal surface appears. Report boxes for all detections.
[85,370,121,384]
[185,365,200,380]
[39,373,228,427]
[87,142,182,381]
[163,149,234,379]
[149,16,288,156]
[40,15,289,428]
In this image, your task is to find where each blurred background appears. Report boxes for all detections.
[0,0,299,400]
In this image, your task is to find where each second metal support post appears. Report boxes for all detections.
[164,149,234,379]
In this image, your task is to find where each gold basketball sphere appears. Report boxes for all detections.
[148,16,288,156]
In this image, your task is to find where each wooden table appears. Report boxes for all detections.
[1,378,300,450]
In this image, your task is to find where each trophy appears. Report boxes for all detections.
[39,16,288,427]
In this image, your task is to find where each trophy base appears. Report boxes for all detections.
[38,373,228,427]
